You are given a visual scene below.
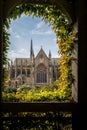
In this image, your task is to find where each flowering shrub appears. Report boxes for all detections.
[2,85,71,102]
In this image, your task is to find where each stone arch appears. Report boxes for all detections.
[37,63,47,72]
[1,1,87,129]
[3,0,76,24]
[1,0,78,101]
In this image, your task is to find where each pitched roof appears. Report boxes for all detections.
[35,47,48,60]
[14,58,31,66]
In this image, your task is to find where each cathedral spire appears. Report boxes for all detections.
[49,50,51,59]
[30,39,34,59]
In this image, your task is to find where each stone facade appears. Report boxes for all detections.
[8,40,59,87]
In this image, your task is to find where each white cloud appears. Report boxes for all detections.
[45,30,53,35]
[18,48,26,53]
[8,27,21,39]
[31,21,54,35]
[36,21,44,29]
[52,54,60,58]
[7,50,20,61]
[31,29,53,35]
[15,34,21,38]
[7,49,29,61]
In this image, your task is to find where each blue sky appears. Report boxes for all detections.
[7,14,60,62]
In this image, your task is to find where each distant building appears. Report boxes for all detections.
[8,39,60,87]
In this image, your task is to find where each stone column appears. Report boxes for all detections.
[15,68,17,78]
[72,39,78,102]
[49,66,52,84]
[71,21,78,102]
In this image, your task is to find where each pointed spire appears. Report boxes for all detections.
[41,45,43,49]
[49,50,51,58]
[30,39,34,59]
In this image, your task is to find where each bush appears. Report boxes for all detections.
[4,86,17,93]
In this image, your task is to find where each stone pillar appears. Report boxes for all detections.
[49,65,52,84]
[15,65,17,78]
[15,59,17,78]
[31,65,34,85]
[72,32,78,102]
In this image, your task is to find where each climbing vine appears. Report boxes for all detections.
[3,3,77,100]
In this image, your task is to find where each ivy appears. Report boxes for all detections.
[3,3,77,100]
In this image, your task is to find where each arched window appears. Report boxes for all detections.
[36,71,47,83]
[27,69,30,77]
[22,69,26,75]
[10,69,15,78]
[36,64,47,83]
[17,69,21,76]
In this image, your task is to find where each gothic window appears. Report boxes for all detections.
[22,69,26,75]
[36,73,39,83]
[11,69,15,78]
[53,67,56,80]
[44,73,47,82]
[36,71,47,83]
[36,64,47,83]
[27,69,30,77]
[17,69,21,76]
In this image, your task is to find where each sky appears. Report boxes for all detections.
[7,14,60,62]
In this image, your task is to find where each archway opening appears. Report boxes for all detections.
[3,2,77,103]
[1,1,79,130]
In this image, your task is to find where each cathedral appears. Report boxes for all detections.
[8,40,59,87]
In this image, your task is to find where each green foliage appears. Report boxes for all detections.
[2,111,72,130]
[17,85,32,93]
[2,84,71,102]
[3,86,17,93]
[3,20,11,65]
[3,19,11,88]
[58,33,77,98]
